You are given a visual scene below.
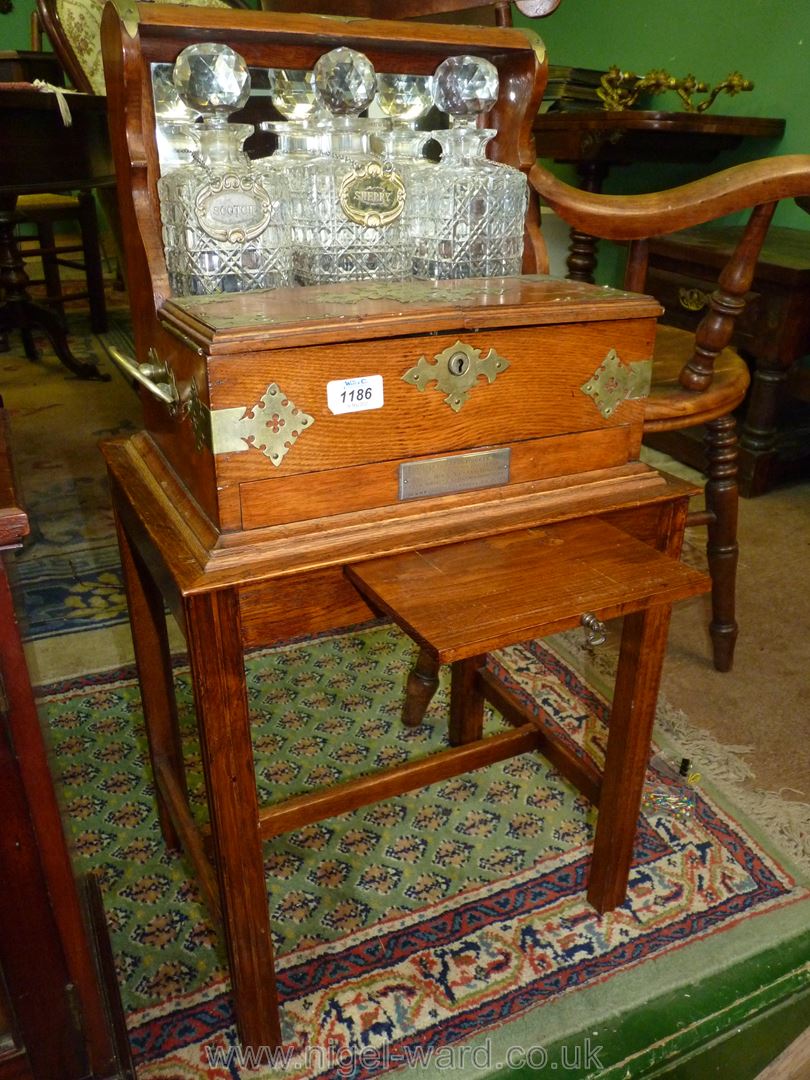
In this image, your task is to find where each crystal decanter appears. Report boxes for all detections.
[419,55,528,280]
[256,67,327,280]
[291,47,409,285]
[157,43,291,297]
[371,73,437,279]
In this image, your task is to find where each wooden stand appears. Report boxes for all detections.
[97,3,711,1051]
[105,433,707,1049]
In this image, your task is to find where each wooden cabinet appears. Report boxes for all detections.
[646,225,810,496]
[0,408,133,1080]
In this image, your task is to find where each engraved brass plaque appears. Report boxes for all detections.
[402,340,510,412]
[399,448,510,501]
[581,349,652,419]
[339,161,406,227]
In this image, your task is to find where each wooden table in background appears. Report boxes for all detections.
[0,86,114,379]
[533,110,786,282]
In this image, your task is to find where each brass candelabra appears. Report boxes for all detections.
[598,67,753,113]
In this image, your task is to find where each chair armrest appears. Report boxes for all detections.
[529,155,810,240]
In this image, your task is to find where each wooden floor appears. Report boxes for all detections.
[756,1025,810,1079]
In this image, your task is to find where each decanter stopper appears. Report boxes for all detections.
[268,68,324,122]
[313,47,377,116]
[432,54,499,127]
[173,42,251,122]
[375,73,434,124]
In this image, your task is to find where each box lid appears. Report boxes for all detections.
[160,274,661,354]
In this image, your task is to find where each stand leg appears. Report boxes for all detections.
[402,647,441,727]
[185,588,282,1051]
[449,655,485,747]
[113,502,184,849]
[587,604,672,913]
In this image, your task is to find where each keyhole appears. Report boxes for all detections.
[448,352,470,377]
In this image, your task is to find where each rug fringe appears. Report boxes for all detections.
[655,702,756,786]
[547,631,810,877]
[656,701,810,875]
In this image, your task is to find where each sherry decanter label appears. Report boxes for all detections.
[338,161,406,228]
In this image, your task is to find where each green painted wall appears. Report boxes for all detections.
[517,0,809,226]
[1,0,38,51]
[4,0,806,283]
[515,0,810,284]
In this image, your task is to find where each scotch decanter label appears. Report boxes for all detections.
[338,161,406,228]
[194,174,273,242]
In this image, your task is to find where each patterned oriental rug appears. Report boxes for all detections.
[40,624,810,1078]
[3,300,136,644]
[6,301,810,1077]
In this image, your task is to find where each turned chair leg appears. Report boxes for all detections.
[401,649,486,747]
[704,413,740,672]
[401,646,441,727]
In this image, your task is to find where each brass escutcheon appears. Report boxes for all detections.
[447,351,471,377]
[580,348,652,419]
[402,340,509,412]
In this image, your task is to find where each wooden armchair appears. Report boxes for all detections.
[401,162,810,749]
[526,160,810,671]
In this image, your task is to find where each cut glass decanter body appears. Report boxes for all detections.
[157,43,292,297]
[418,54,528,280]
[372,125,437,280]
[416,127,528,279]
[292,120,410,285]
[159,122,292,295]
[290,47,410,285]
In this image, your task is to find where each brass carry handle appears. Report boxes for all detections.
[107,346,180,411]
